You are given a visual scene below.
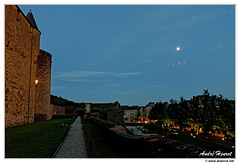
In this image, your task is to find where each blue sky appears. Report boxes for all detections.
[18,5,235,106]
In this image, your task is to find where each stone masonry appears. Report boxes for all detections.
[5,5,52,127]
[35,50,52,121]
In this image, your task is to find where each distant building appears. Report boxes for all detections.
[122,102,155,122]
[122,106,140,121]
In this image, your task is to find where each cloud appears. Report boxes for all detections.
[113,72,141,77]
[171,60,187,67]
[128,59,155,67]
[67,79,88,82]
[148,84,162,88]
[155,7,234,32]
[52,71,111,83]
[52,71,110,79]
[52,70,141,82]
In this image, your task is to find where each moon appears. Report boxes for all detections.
[176,46,181,51]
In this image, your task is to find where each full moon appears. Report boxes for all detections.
[176,47,181,51]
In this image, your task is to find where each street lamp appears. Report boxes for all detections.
[35,79,38,85]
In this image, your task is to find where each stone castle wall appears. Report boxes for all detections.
[5,5,52,127]
[90,102,120,111]
[52,104,65,115]
[35,50,52,121]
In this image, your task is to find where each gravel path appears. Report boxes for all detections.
[54,116,88,158]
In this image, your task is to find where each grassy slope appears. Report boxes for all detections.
[5,118,74,158]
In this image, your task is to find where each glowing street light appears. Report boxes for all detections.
[35,79,39,85]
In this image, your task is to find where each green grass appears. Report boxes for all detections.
[5,118,75,158]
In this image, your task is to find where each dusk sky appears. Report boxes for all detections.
[18,4,235,106]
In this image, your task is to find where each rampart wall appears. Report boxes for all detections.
[35,50,52,121]
[5,5,52,127]
[51,102,124,125]
[52,104,65,115]
[86,118,215,158]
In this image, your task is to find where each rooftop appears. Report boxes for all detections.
[26,9,39,30]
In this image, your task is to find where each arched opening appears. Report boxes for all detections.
[75,109,86,117]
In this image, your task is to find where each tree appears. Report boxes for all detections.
[217,97,235,133]
[197,89,235,133]
[149,102,165,120]
[50,94,79,106]
[199,90,216,132]
[148,89,235,135]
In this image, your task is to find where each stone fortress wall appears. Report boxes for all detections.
[5,5,124,127]
[5,5,52,127]
[52,102,124,125]
[35,50,52,121]
[52,105,66,116]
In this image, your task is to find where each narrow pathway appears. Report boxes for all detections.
[54,116,88,158]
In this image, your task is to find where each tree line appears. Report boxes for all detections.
[50,94,79,106]
[148,89,235,134]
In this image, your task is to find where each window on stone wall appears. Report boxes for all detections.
[16,19,19,29]
[32,36,36,43]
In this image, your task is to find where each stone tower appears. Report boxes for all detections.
[35,50,52,121]
[5,5,52,127]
